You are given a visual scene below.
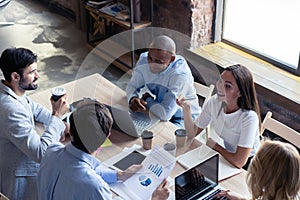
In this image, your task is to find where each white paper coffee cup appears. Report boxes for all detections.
[51,87,66,101]
[175,129,187,147]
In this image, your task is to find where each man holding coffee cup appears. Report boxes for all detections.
[0,47,69,199]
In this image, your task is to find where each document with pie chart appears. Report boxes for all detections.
[110,145,176,200]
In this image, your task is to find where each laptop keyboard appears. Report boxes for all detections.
[177,185,229,200]
[203,189,229,200]
[132,118,151,133]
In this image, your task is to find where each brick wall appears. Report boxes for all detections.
[153,0,215,48]
[190,0,215,48]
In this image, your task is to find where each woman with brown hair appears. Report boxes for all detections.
[177,64,261,169]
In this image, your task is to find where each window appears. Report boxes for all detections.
[221,0,300,76]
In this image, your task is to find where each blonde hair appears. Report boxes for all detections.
[247,140,300,200]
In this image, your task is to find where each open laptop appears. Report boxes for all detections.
[175,154,228,200]
[63,98,160,138]
[105,104,160,137]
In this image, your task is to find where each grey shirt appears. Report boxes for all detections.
[0,81,65,200]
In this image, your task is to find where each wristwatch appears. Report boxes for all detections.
[142,93,153,101]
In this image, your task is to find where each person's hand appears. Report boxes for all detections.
[176,95,191,110]
[129,97,147,112]
[214,189,246,200]
[117,164,143,181]
[151,179,170,200]
[60,122,70,144]
[50,94,69,118]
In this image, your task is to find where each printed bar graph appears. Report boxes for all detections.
[148,163,163,177]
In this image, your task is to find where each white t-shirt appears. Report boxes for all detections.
[195,95,260,156]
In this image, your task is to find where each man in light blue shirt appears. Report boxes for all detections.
[126,35,200,128]
[37,100,170,200]
[0,47,69,200]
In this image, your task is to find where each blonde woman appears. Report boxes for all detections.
[215,140,300,200]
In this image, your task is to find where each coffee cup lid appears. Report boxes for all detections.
[163,142,176,150]
[141,130,153,139]
[51,87,66,96]
[175,129,187,137]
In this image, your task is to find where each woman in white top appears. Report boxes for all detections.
[177,64,261,169]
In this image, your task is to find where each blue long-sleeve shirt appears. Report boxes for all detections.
[126,52,200,127]
[37,143,117,200]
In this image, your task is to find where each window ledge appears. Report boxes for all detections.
[190,42,300,106]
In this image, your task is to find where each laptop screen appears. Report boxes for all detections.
[175,154,219,200]
[104,104,160,137]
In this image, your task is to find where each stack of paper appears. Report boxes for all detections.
[99,2,130,20]
[106,145,176,200]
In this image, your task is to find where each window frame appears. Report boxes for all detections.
[215,0,300,76]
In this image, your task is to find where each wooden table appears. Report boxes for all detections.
[29,73,251,197]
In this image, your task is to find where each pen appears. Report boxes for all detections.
[177,94,197,101]
[183,97,197,101]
